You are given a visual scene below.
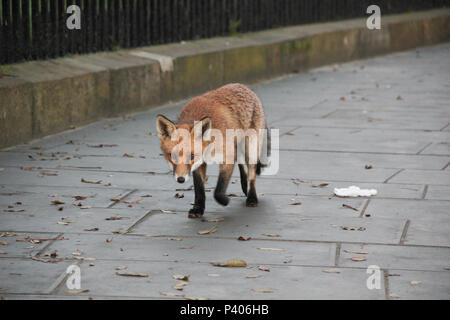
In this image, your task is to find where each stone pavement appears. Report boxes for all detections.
[0,43,449,300]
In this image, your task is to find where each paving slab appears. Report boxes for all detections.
[1,44,449,299]
[388,270,450,300]
[47,260,385,299]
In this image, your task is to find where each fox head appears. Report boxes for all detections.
[156,115,212,183]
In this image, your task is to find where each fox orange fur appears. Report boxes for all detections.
[156,83,269,218]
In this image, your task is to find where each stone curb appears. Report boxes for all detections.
[1,8,449,149]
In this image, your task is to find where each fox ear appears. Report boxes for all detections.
[156,115,176,140]
[192,117,212,140]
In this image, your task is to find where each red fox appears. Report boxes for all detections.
[156,83,270,218]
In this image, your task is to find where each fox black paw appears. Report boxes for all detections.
[214,193,230,206]
[246,197,258,207]
[188,206,204,218]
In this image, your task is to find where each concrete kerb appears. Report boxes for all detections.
[1,8,449,149]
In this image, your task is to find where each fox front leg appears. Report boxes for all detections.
[188,163,206,218]
[214,164,234,206]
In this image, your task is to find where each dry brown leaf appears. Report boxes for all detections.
[262,233,280,238]
[211,259,247,268]
[160,291,184,297]
[65,289,89,295]
[289,202,302,206]
[246,275,261,279]
[32,256,62,263]
[105,216,124,221]
[202,217,224,223]
[410,280,422,285]
[51,200,65,205]
[323,269,340,274]
[161,209,175,214]
[238,236,252,241]
[0,242,9,246]
[173,274,190,281]
[198,225,218,235]
[350,257,367,262]
[251,289,273,293]
[84,227,99,232]
[122,153,134,158]
[116,272,148,277]
[184,296,209,301]
[168,237,183,241]
[115,266,127,270]
[81,178,102,184]
[258,266,270,272]
[312,183,329,188]
[340,226,366,231]
[173,281,189,291]
[343,249,368,255]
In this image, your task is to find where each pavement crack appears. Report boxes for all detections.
[416,142,433,155]
[108,189,137,208]
[34,233,64,257]
[399,220,411,245]
[421,185,429,199]
[383,169,404,183]
[334,243,341,267]
[383,269,390,300]
[359,199,371,218]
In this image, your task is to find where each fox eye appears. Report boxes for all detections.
[190,154,195,161]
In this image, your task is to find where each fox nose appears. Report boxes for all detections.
[177,177,185,183]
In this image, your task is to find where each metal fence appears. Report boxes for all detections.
[1,0,449,65]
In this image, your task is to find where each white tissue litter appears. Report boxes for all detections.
[334,186,377,197]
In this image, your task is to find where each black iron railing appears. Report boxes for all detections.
[1,0,449,65]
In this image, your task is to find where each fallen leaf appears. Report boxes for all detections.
[257,247,284,251]
[168,237,183,241]
[339,97,345,101]
[211,259,247,268]
[342,204,359,211]
[115,266,127,271]
[160,291,184,297]
[0,242,9,246]
[396,95,403,100]
[323,270,340,274]
[20,166,34,171]
[340,226,366,231]
[32,257,62,263]
[0,251,6,254]
[289,202,302,206]
[173,281,189,291]
[81,178,102,184]
[350,257,367,262]
[246,275,261,279]
[65,289,89,295]
[84,227,99,232]
[198,225,218,235]
[72,250,82,256]
[410,280,422,285]
[184,296,209,301]
[258,266,270,272]
[173,274,190,281]
[174,193,184,199]
[365,165,373,169]
[238,236,252,241]
[105,216,124,221]
[262,233,280,238]
[122,153,134,158]
[4,209,25,213]
[343,249,368,255]
[251,289,273,293]
[312,183,329,188]
[202,217,224,223]
[161,209,175,214]
[116,272,148,277]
